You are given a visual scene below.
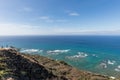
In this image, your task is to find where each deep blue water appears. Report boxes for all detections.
[0,35,120,77]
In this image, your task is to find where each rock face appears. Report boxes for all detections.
[0,49,115,80]
[0,49,66,80]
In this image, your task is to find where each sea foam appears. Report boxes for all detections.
[47,49,70,54]
[107,60,116,65]
[67,52,88,59]
[20,49,43,53]
[115,65,120,72]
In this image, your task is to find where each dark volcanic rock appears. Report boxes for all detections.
[0,49,67,80]
[0,49,115,80]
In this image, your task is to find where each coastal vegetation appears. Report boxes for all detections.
[0,48,118,80]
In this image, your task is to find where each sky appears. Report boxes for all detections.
[0,0,120,35]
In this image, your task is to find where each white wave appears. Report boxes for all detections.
[114,65,120,72]
[92,54,98,57]
[20,49,43,53]
[107,60,116,65]
[67,52,88,59]
[115,68,120,72]
[47,49,70,54]
[110,76,116,79]
[99,62,107,69]
[118,65,120,68]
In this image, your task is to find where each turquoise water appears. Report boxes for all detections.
[0,36,120,77]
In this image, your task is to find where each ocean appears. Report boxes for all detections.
[0,35,120,78]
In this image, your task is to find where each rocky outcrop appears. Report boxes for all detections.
[0,49,116,80]
[0,49,67,80]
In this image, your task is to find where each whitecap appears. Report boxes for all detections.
[114,68,120,72]
[67,52,88,59]
[114,65,120,72]
[47,49,70,54]
[92,54,98,57]
[99,62,107,69]
[20,49,43,53]
[117,65,120,68]
[107,60,116,65]
[110,76,116,79]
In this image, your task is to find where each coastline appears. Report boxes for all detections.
[0,48,117,80]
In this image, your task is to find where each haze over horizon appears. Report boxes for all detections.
[0,0,120,35]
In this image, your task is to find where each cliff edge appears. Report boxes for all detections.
[0,48,116,80]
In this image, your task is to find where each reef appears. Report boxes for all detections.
[0,48,117,80]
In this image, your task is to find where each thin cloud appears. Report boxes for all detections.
[0,23,44,35]
[0,23,120,35]
[69,12,80,16]
[23,7,32,12]
[39,16,50,20]
[56,19,67,22]
[65,10,80,16]
[39,16,67,23]
[52,27,120,35]
[39,16,54,22]
[19,7,32,12]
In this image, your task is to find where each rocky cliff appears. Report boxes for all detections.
[0,49,116,80]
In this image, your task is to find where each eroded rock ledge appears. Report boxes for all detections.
[0,49,116,80]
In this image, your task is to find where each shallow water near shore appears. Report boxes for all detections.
[0,35,120,78]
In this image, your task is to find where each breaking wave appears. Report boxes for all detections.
[20,49,43,53]
[107,60,116,65]
[66,52,88,59]
[98,59,116,69]
[115,65,120,72]
[47,49,70,54]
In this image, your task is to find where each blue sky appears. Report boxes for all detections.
[0,0,120,35]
